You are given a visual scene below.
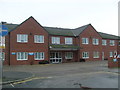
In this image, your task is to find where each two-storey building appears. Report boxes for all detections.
[2,16,120,65]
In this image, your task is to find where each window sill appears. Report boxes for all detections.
[93,57,99,58]
[82,57,89,59]
[82,43,89,45]
[17,59,28,60]
[65,58,73,59]
[34,42,44,43]
[35,59,44,60]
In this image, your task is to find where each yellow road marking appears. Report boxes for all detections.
[12,71,119,85]
[13,76,52,85]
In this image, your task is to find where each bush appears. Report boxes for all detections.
[39,60,49,64]
[79,58,85,62]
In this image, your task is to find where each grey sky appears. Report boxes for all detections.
[0,0,119,35]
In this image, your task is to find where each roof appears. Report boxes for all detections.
[2,17,119,40]
[44,27,74,36]
[99,32,119,40]
[44,24,89,36]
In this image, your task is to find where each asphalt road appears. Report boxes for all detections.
[2,61,119,88]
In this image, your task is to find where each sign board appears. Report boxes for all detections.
[28,52,34,55]
[113,59,117,62]
[11,52,16,55]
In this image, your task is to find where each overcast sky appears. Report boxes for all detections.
[0,0,119,35]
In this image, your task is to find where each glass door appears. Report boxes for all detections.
[50,52,62,63]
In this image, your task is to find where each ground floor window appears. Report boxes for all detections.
[82,52,89,59]
[65,52,73,59]
[110,52,113,57]
[93,52,99,58]
[34,52,44,60]
[0,52,5,61]
[17,52,28,60]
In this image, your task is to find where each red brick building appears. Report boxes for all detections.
[2,16,120,65]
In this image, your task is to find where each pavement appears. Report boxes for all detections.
[1,61,119,88]
[2,71,34,85]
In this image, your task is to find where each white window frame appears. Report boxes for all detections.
[65,37,73,44]
[82,38,89,44]
[102,40,107,46]
[17,52,28,60]
[93,38,99,45]
[17,34,28,43]
[93,52,99,58]
[34,52,44,60]
[82,52,89,59]
[110,52,113,57]
[65,52,73,59]
[34,35,44,43]
[119,41,120,46]
[52,37,60,44]
[0,37,5,46]
[110,40,115,46]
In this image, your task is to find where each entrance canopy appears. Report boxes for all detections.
[50,44,80,51]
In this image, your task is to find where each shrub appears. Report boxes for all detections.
[39,60,49,64]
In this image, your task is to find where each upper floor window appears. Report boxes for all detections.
[65,37,73,44]
[102,40,107,46]
[93,38,99,45]
[82,52,89,59]
[52,37,60,44]
[110,40,115,46]
[17,52,28,60]
[34,52,44,60]
[34,35,44,43]
[65,52,73,59]
[93,51,99,58]
[17,34,28,43]
[82,38,89,44]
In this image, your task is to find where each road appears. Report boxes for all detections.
[2,61,119,88]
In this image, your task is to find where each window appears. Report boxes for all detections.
[118,41,120,46]
[34,35,44,43]
[82,52,89,59]
[93,52,99,58]
[65,52,73,59]
[17,52,28,60]
[93,38,99,45]
[110,52,113,57]
[0,52,5,61]
[119,41,120,46]
[110,40,115,46]
[102,40,107,45]
[17,34,28,43]
[65,37,73,44]
[52,37,60,44]
[82,38,89,44]
[0,37,5,46]
[34,52,44,60]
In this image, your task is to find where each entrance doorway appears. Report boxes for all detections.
[50,52,62,63]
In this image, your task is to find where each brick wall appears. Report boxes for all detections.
[4,17,49,65]
[79,25,102,61]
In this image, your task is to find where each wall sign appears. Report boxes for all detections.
[113,59,117,62]
[11,52,16,55]
[28,52,34,55]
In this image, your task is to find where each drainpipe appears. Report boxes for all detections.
[8,32,10,65]
[48,34,50,63]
